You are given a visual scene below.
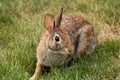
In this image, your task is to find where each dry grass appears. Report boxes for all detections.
[98,24,120,41]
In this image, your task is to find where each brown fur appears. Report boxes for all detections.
[30,8,96,80]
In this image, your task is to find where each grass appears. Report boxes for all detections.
[0,0,120,80]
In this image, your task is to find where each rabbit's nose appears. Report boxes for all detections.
[68,50,71,53]
[55,43,61,49]
[57,45,61,49]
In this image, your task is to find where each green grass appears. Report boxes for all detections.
[0,0,120,80]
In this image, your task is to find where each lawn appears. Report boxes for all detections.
[0,0,120,80]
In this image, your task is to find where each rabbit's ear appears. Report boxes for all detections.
[55,8,63,27]
[44,13,54,31]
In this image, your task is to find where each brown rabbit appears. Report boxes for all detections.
[30,8,96,80]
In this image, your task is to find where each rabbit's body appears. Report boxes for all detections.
[37,15,96,66]
[60,15,96,56]
[30,8,96,80]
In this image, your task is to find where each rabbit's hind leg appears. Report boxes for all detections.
[75,25,96,58]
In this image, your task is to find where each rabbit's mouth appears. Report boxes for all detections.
[48,46,70,54]
[48,45,61,51]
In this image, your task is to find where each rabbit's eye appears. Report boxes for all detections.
[55,36,60,42]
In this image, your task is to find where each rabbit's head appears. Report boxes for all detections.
[44,8,74,55]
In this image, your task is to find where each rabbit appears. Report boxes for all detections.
[30,8,96,80]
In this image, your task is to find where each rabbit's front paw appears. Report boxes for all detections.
[29,75,36,80]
